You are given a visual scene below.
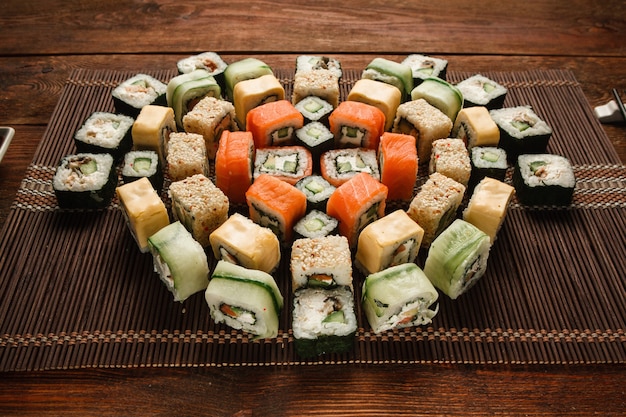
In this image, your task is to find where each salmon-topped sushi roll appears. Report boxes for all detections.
[246,99,304,148]
[329,101,386,150]
[214,130,255,204]
[378,132,418,201]
[326,172,388,249]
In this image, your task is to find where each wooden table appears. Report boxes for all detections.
[1,1,625,415]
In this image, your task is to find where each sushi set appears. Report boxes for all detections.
[1,55,625,370]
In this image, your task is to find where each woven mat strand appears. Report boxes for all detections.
[0,68,625,371]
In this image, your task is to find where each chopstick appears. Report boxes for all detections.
[611,88,626,122]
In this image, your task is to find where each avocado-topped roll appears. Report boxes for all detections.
[362,263,439,334]
[205,260,284,339]
[148,221,210,302]
[112,73,167,118]
[512,153,576,206]
[423,219,491,299]
[292,286,357,358]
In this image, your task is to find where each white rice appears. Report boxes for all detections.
[292,287,357,339]
[401,54,448,79]
[490,106,553,138]
[74,112,134,148]
[456,74,507,105]
[52,153,114,191]
[517,154,576,188]
[112,74,166,108]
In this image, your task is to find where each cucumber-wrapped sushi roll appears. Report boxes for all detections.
[166,69,222,129]
[294,175,336,212]
[489,106,553,161]
[320,147,380,188]
[224,57,274,101]
[362,57,414,102]
[148,221,210,302]
[423,219,491,299]
[362,263,439,334]
[74,112,134,161]
[290,235,352,292]
[410,77,464,123]
[512,153,576,206]
[295,55,343,79]
[112,73,167,118]
[401,54,448,86]
[52,153,117,210]
[347,79,402,132]
[176,51,228,89]
[121,150,163,191]
[455,74,508,110]
[205,260,284,339]
[452,106,500,149]
[293,210,339,240]
[292,286,357,358]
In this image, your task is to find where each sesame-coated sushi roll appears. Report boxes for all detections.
[233,74,285,129]
[355,209,424,276]
[406,172,466,248]
[246,100,304,148]
[329,101,386,150]
[294,175,336,212]
[392,98,453,163]
[182,96,238,160]
[320,147,380,188]
[401,54,448,86]
[253,146,313,185]
[423,219,491,299]
[295,55,343,79]
[292,286,357,358]
[214,130,255,205]
[74,111,134,161]
[168,174,229,247]
[463,177,515,243]
[290,235,352,292]
[452,106,500,149]
[362,57,414,101]
[490,106,553,162]
[347,79,402,131]
[378,132,418,201]
[410,77,464,123]
[166,69,222,129]
[246,174,307,245]
[209,213,281,274]
[52,153,117,210]
[224,57,274,101]
[455,74,507,110]
[205,260,283,340]
[362,263,439,334]
[429,138,472,187]
[148,221,210,302]
[121,150,163,191]
[512,153,576,206]
[166,132,209,182]
[293,210,339,240]
[292,69,340,109]
[326,172,388,249]
[116,177,170,253]
[112,73,167,118]
[131,104,176,165]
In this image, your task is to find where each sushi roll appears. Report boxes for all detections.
[166,69,222,129]
[115,177,170,253]
[512,153,576,206]
[294,175,336,212]
[292,286,357,358]
[214,130,255,205]
[253,146,313,185]
[295,55,343,79]
[320,147,380,188]
[176,51,228,89]
[246,100,304,148]
[468,146,508,189]
[392,98,453,163]
[378,132,418,201]
[292,69,340,109]
[401,54,448,86]
[182,96,238,160]
[452,106,500,149]
[148,221,210,302]
[423,219,491,299]
[121,150,163,191]
[355,209,424,276]
[290,235,352,292]
[489,106,553,161]
[362,263,439,334]
[326,172,388,249]
[294,96,334,126]
[73,111,134,161]
[410,77,464,123]
[209,212,281,274]
[347,79,402,131]
[361,57,414,101]
[329,101,386,150]
[166,132,210,182]
[52,153,117,210]
[131,104,177,165]
[406,172,466,248]
[429,138,472,187]
[245,173,308,245]
[205,260,284,339]
[455,74,508,110]
[463,177,515,243]
[293,210,339,240]
[233,74,286,129]
[168,174,229,248]
[112,73,167,118]
[295,122,335,172]
[224,57,274,101]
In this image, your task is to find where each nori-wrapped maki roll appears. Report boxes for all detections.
[512,153,576,206]
[490,106,553,162]
[468,146,508,190]
[401,54,448,86]
[74,112,134,161]
[455,74,508,110]
[176,51,228,90]
[295,122,335,172]
[112,74,167,118]
[121,150,163,191]
[293,210,339,240]
[294,175,336,212]
[294,96,334,126]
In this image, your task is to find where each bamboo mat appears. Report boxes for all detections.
[0,68,624,372]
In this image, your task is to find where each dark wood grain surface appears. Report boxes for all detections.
[1,1,625,415]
